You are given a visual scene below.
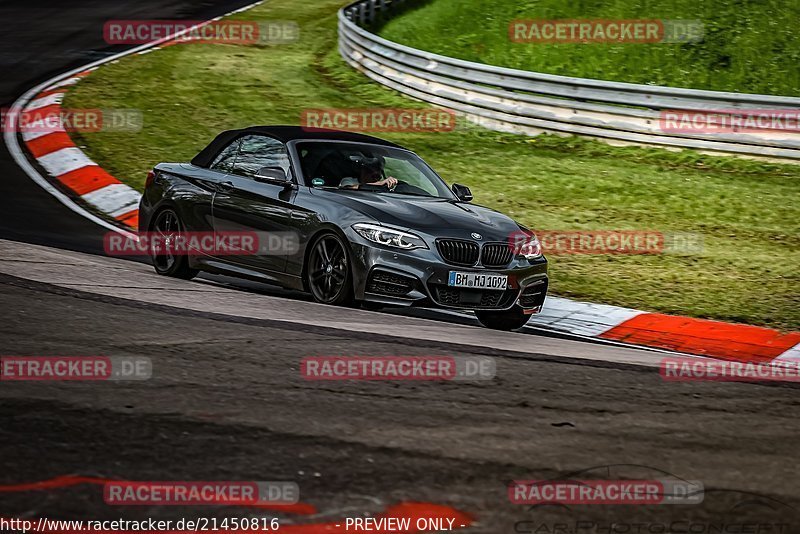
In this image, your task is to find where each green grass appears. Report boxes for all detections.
[378,0,800,96]
[65,0,800,330]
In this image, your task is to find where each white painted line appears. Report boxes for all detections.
[82,184,141,217]
[36,147,95,176]
[774,342,800,362]
[527,296,644,337]
[44,77,83,91]
[23,92,64,112]
[387,305,689,356]
[22,128,65,142]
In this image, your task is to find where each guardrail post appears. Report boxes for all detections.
[368,0,378,24]
[358,2,367,26]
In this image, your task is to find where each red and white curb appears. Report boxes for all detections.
[529,297,800,364]
[5,1,798,366]
[20,70,142,230]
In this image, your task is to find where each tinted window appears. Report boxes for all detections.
[232,135,291,179]
[383,158,439,196]
[210,139,240,173]
[297,142,453,198]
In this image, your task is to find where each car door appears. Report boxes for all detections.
[176,137,240,234]
[211,134,296,273]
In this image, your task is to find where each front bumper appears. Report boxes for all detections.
[346,232,548,312]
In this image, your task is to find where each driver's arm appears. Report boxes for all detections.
[372,176,398,188]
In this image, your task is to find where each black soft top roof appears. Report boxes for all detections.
[191,125,405,168]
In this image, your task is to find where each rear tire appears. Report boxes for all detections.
[150,208,199,280]
[475,305,530,331]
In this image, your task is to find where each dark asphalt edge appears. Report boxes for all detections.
[0,271,655,375]
[4,271,800,392]
[194,277,699,358]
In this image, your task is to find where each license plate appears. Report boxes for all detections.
[448,271,508,290]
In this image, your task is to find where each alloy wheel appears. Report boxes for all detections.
[308,234,351,304]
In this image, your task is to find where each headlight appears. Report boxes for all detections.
[352,223,428,250]
[513,231,542,259]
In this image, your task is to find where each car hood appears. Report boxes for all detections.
[322,191,521,241]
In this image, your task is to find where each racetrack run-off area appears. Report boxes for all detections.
[2,0,799,531]
[58,0,800,331]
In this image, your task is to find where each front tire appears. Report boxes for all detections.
[475,305,530,331]
[150,208,199,280]
[307,233,353,306]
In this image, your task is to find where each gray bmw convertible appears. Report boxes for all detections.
[139,126,548,330]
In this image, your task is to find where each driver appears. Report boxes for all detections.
[339,155,398,190]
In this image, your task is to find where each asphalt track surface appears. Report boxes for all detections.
[1,242,799,531]
[1,1,799,532]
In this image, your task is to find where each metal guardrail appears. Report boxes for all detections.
[338,0,800,160]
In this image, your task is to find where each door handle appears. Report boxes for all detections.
[217,181,235,193]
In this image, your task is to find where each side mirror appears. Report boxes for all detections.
[254,166,291,186]
[451,183,473,202]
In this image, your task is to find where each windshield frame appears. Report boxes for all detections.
[288,139,456,200]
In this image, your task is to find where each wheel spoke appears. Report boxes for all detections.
[323,275,332,295]
[156,218,169,238]
[318,240,331,263]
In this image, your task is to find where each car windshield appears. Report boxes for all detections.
[296,141,454,199]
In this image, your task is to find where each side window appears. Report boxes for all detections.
[231,135,291,179]
[210,139,240,173]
